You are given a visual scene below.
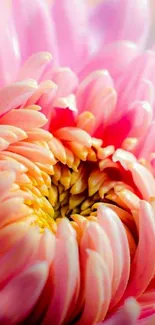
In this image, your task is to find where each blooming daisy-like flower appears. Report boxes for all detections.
[1,0,155,324]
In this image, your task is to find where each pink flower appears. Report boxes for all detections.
[0,0,155,324]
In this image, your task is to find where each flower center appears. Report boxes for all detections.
[24,139,137,259]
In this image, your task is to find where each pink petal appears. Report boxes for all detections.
[0,80,37,118]
[0,262,48,324]
[0,227,40,286]
[97,205,130,309]
[76,70,117,128]
[12,0,58,64]
[0,170,16,199]
[42,218,80,325]
[80,41,140,81]
[135,121,155,159]
[0,151,43,182]
[128,163,155,200]
[90,0,150,48]
[0,109,47,130]
[139,290,155,309]
[0,222,31,255]
[116,51,155,120]
[128,101,152,138]
[123,201,155,299]
[55,127,92,147]
[103,101,152,147]
[112,149,137,170]
[8,142,56,165]
[81,221,113,282]
[50,67,79,98]
[18,52,52,82]
[52,0,90,72]
[0,0,12,29]
[0,197,25,227]
[76,250,111,325]
[36,229,56,265]
[0,21,20,86]
[78,222,113,322]
[99,298,140,325]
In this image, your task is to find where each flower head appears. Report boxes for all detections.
[0,0,155,325]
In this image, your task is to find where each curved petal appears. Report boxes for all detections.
[76,250,111,325]
[103,101,152,147]
[42,218,80,325]
[76,70,117,129]
[18,52,52,82]
[0,262,48,324]
[80,41,140,81]
[0,227,40,286]
[0,80,37,118]
[123,201,155,299]
[12,0,58,63]
[90,0,150,48]
[52,0,91,72]
[128,163,155,200]
[97,205,130,309]
[116,51,155,120]
[99,298,140,325]
[0,22,20,86]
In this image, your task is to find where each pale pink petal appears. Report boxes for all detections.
[42,218,80,325]
[128,163,155,200]
[48,137,67,165]
[0,80,37,118]
[113,149,137,170]
[0,22,20,86]
[0,222,31,255]
[8,142,56,164]
[135,122,155,159]
[0,109,47,130]
[26,128,53,142]
[127,101,152,138]
[116,51,155,120]
[98,205,130,309]
[38,81,57,114]
[26,231,56,325]
[55,127,92,147]
[0,262,48,324]
[139,290,155,309]
[98,298,140,325]
[50,67,79,98]
[76,250,111,325]
[52,0,90,72]
[90,0,150,48]
[81,221,113,282]
[0,227,40,286]
[76,70,117,128]
[123,201,155,299]
[126,79,155,108]
[80,41,140,81]
[12,0,58,63]
[0,151,43,182]
[0,125,27,142]
[36,229,56,265]
[0,197,32,227]
[0,0,12,29]
[18,52,52,82]
[0,170,16,200]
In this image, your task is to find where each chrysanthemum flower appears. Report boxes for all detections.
[1,0,155,324]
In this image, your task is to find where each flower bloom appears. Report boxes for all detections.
[0,0,155,324]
